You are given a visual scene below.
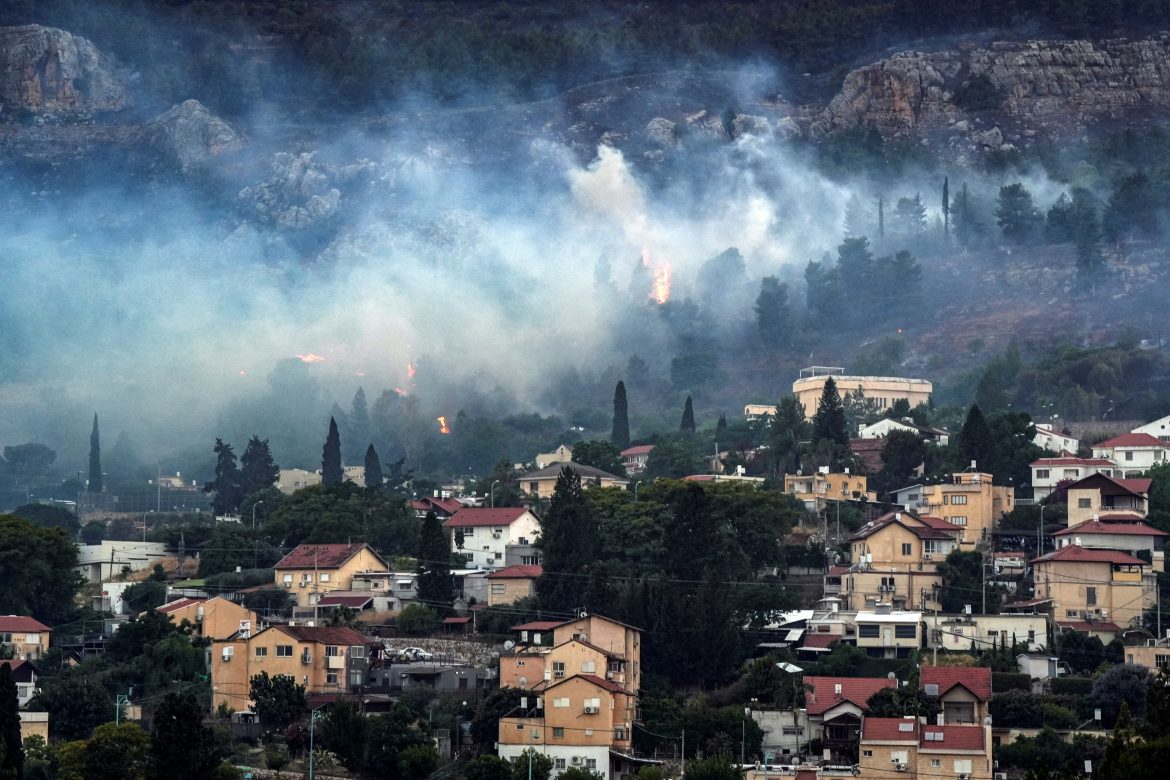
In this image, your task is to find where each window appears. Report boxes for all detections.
[555,759,566,770]
[901,543,912,556]
[530,482,539,492]
[586,759,597,770]
[581,660,596,674]
[349,671,363,686]
[894,624,916,639]
[615,727,629,740]
[782,726,804,735]
[516,661,526,667]
[1078,498,1092,508]
[950,516,968,526]
[276,645,293,657]
[862,751,873,758]
[931,760,941,768]
[951,495,968,505]
[553,662,566,678]
[881,576,896,590]
[283,574,293,584]
[1086,587,1097,606]
[943,495,950,505]
[1035,469,1050,479]
[495,552,503,560]
[553,697,570,708]
[350,646,365,658]
[255,647,268,657]
[552,728,564,738]
[1156,654,1170,668]
[326,671,338,685]
[1066,609,1080,618]
[325,645,341,657]
[1064,469,1079,478]
[320,573,330,582]
[1027,630,1036,643]
[858,624,880,638]
[584,697,601,712]
[890,751,909,764]
[491,583,506,594]
[1126,451,1134,461]
[954,760,972,773]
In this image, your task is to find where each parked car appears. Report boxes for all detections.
[402,646,434,661]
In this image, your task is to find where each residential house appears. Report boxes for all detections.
[500,614,642,696]
[1052,520,1166,572]
[19,712,48,743]
[275,468,321,494]
[854,605,922,658]
[792,367,933,421]
[1092,433,1170,478]
[1133,414,1170,444]
[0,617,50,661]
[620,445,654,475]
[858,718,991,780]
[1029,456,1116,502]
[752,705,810,761]
[2,660,39,707]
[785,469,875,512]
[1122,637,1170,671]
[486,564,543,606]
[1032,545,1154,632]
[804,676,897,762]
[858,417,950,446]
[74,541,170,584]
[1065,473,1151,526]
[535,445,574,469]
[497,673,647,780]
[923,613,1048,654]
[520,463,628,500]
[1032,426,1080,456]
[158,597,259,641]
[210,625,372,713]
[840,512,962,611]
[273,543,390,608]
[990,551,1027,576]
[408,495,465,520]
[552,614,641,693]
[446,507,542,571]
[850,439,887,476]
[894,473,1013,546]
[921,666,992,724]
[1016,654,1070,680]
[797,599,853,658]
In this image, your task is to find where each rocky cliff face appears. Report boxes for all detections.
[812,35,1170,152]
[0,25,130,116]
[146,99,244,169]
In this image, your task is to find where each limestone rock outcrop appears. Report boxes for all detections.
[146,99,244,169]
[0,25,130,116]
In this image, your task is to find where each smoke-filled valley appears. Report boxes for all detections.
[5,2,1170,496]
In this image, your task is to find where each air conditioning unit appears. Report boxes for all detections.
[283,582,291,588]
[995,774,1008,780]
[923,553,933,561]
[959,774,971,780]
[894,764,908,772]
[301,651,312,664]
[492,531,502,538]
[571,757,583,765]
[584,706,599,714]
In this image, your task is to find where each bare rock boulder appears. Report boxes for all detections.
[146,99,244,169]
[0,25,130,115]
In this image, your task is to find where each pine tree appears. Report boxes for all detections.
[812,377,849,452]
[958,404,992,470]
[347,388,370,463]
[715,414,728,442]
[416,511,453,612]
[88,413,102,493]
[535,467,599,612]
[0,664,23,780]
[203,439,244,516]
[240,436,279,497]
[322,417,343,486]
[364,444,384,490]
[151,692,220,780]
[680,396,696,432]
[611,381,630,450]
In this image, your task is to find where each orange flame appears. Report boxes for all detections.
[651,264,671,304]
[393,387,408,396]
[295,353,325,364]
[437,416,450,434]
[407,361,416,379]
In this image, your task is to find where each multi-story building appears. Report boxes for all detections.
[1092,433,1170,478]
[1031,425,1079,455]
[1028,455,1116,502]
[785,469,875,512]
[0,617,50,661]
[858,718,991,780]
[923,613,1048,653]
[501,614,642,695]
[920,666,992,725]
[158,597,259,640]
[792,367,933,421]
[1065,473,1151,526]
[805,676,897,763]
[1133,414,1170,444]
[620,445,654,475]
[1123,637,1170,671]
[273,543,389,608]
[445,507,542,571]
[854,606,922,658]
[519,463,629,500]
[1052,519,1166,572]
[486,564,543,606]
[210,625,371,713]
[1032,544,1153,632]
[841,512,962,611]
[894,473,1013,545]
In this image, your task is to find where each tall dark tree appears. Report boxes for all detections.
[151,692,222,780]
[715,414,728,442]
[611,381,630,450]
[249,672,306,731]
[203,439,244,516]
[364,444,384,490]
[0,663,22,780]
[322,416,343,486]
[535,467,599,613]
[958,404,993,471]
[877,195,885,238]
[953,182,983,250]
[347,388,371,462]
[942,176,950,240]
[88,413,102,493]
[240,436,279,496]
[812,377,849,452]
[680,396,696,432]
[754,276,791,348]
[996,182,1042,243]
[416,511,453,611]
[767,396,809,476]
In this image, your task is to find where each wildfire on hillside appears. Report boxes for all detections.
[295,353,325,363]
[393,387,408,396]
[642,246,671,304]
[407,361,416,379]
[437,416,450,434]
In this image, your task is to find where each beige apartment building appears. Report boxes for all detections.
[792,366,933,420]
[897,472,1013,545]
[785,469,875,511]
[841,512,962,610]
[500,614,641,695]
[273,543,389,607]
[1065,473,1151,526]
[158,597,259,641]
[0,617,50,661]
[486,564,542,606]
[858,718,991,780]
[1032,545,1153,631]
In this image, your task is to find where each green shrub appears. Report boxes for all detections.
[992,672,1031,692]
[1051,676,1092,696]
[263,744,288,771]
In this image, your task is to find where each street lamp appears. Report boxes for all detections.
[252,500,265,568]
[308,706,324,780]
[490,480,500,508]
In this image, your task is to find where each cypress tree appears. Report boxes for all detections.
[715,413,728,441]
[680,395,696,432]
[958,404,992,470]
[364,444,384,490]
[942,176,950,240]
[240,436,279,496]
[416,511,452,612]
[322,416,343,486]
[611,381,630,450]
[203,439,244,516]
[0,663,23,779]
[88,413,102,493]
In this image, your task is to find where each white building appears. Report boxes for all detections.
[858,417,949,446]
[75,541,171,583]
[1133,415,1170,444]
[854,606,922,658]
[1092,433,1170,478]
[1028,456,1116,501]
[924,613,1048,653]
[1032,425,1079,455]
[443,507,542,571]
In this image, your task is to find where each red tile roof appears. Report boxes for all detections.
[850,439,885,473]
[565,673,632,695]
[621,445,655,457]
[1095,433,1168,449]
[445,507,533,528]
[914,515,963,531]
[512,621,564,632]
[1066,473,1148,496]
[157,597,206,614]
[1096,512,1148,522]
[275,543,384,571]
[272,625,369,645]
[919,725,985,751]
[0,616,50,633]
[861,717,919,741]
[316,595,374,608]
[805,676,896,715]
[1057,620,1123,633]
[443,616,473,624]
[921,666,992,701]
[1032,544,1147,566]
[1118,478,1153,494]
[1053,520,1167,537]
[800,633,841,651]
[487,564,543,579]
[826,565,851,577]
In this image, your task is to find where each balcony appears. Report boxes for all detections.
[326,655,345,669]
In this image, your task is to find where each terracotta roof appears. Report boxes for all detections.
[1118,478,1153,494]
[1057,620,1123,633]
[1053,520,1167,537]
[443,616,473,624]
[1096,512,1147,521]
[445,507,532,528]
[316,595,374,608]
[861,717,919,741]
[914,515,963,531]
[850,439,885,473]
[1065,472,1148,496]
[275,543,384,571]
[487,564,544,579]
[805,676,896,715]
[1032,544,1147,566]
[512,621,564,632]
[272,625,369,645]
[621,445,655,457]
[826,565,851,577]
[157,597,206,614]
[851,513,960,541]
[800,633,841,651]
[919,725,985,751]
[1095,433,1168,449]
[520,463,627,482]
[921,666,992,701]
[0,616,50,633]
[558,673,631,695]
[1030,456,1114,467]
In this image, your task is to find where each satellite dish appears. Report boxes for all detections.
[503,640,515,651]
